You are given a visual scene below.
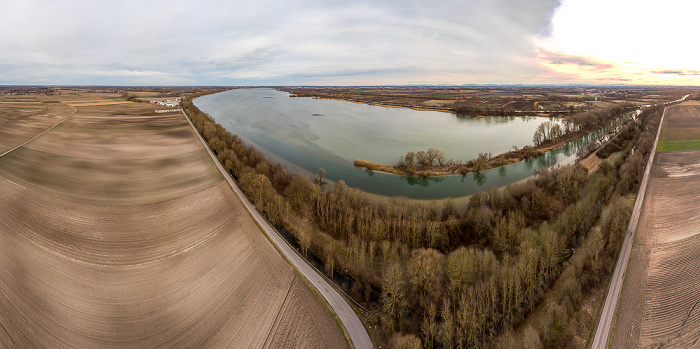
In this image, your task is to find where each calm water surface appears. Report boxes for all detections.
[194,88,614,199]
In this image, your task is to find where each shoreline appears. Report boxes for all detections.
[353,131,585,177]
[290,94,557,118]
[298,95,458,114]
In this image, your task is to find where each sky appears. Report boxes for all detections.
[0,0,698,86]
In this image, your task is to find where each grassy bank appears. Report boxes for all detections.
[656,139,700,151]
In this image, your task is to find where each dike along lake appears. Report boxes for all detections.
[194,88,602,200]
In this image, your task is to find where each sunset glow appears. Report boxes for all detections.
[535,0,700,84]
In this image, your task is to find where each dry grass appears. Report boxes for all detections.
[660,127,700,141]
[579,153,619,173]
[0,93,345,347]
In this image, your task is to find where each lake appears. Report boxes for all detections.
[194,88,603,199]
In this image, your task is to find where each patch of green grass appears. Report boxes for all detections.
[657,140,700,151]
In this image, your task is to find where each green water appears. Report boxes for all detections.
[194,88,612,199]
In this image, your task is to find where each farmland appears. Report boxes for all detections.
[184,87,673,347]
[0,101,74,154]
[611,101,700,348]
[280,86,690,116]
[0,91,345,347]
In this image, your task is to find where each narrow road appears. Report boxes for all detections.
[182,111,373,349]
[590,106,668,348]
[0,106,77,158]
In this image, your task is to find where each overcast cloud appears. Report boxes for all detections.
[0,0,561,85]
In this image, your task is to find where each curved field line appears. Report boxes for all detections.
[0,101,347,347]
[0,105,77,158]
[262,275,295,348]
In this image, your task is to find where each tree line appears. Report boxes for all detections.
[182,94,663,348]
[371,104,637,177]
[532,104,635,147]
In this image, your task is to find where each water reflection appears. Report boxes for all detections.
[401,175,446,187]
[195,89,637,200]
[473,172,486,185]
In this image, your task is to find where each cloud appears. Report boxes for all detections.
[535,49,700,85]
[0,0,561,85]
[542,52,615,70]
[6,0,700,85]
[652,70,700,76]
[535,0,700,84]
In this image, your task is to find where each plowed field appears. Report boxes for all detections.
[611,102,700,348]
[0,94,345,348]
[0,102,74,154]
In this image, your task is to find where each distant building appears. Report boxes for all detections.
[148,97,181,108]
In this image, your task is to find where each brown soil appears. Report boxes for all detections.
[24,105,202,160]
[0,106,47,127]
[660,127,700,141]
[0,103,73,154]
[662,118,700,129]
[263,276,348,349]
[663,104,700,119]
[610,103,700,348]
[0,94,346,347]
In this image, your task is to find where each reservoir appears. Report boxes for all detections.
[194,88,603,199]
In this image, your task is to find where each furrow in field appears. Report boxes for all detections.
[0,103,73,154]
[0,94,346,348]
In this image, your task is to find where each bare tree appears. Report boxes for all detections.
[381,262,408,331]
[317,168,326,186]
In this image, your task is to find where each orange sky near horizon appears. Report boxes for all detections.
[535,0,700,85]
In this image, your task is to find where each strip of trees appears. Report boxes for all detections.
[183,94,663,348]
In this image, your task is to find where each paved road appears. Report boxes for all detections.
[183,111,374,349]
[590,106,668,348]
